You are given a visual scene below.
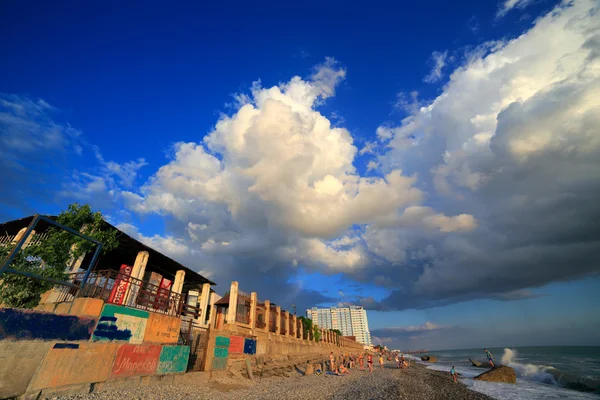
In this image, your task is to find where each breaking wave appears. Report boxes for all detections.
[501,348,600,393]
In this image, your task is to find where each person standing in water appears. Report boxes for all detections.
[450,366,458,383]
[484,349,495,367]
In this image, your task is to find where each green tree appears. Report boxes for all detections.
[312,324,322,342]
[0,203,119,308]
[330,329,342,337]
[298,316,313,338]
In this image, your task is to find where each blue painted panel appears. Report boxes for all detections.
[0,308,96,341]
[243,338,256,355]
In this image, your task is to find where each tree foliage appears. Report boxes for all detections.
[298,316,313,338]
[312,324,322,342]
[0,203,119,308]
[330,328,342,337]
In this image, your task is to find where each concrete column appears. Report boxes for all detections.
[125,251,149,307]
[292,315,297,338]
[131,251,149,280]
[264,300,270,332]
[275,306,281,335]
[199,283,211,326]
[250,292,257,329]
[226,281,239,325]
[299,320,303,340]
[173,270,186,294]
[285,312,290,336]
[12,228,27,244]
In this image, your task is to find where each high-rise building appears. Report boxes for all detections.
[306,306,372,346]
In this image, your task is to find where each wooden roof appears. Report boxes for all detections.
[0,215,215,286]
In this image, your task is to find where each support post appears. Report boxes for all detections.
[199,283,211,326]
[292,315,297,338]
[250,292,257,329]
[264,300,270,332]
[126,251,149,306]
[275,306,281,335]
[173,270,186,294]
[226,281,239,325]
[285,312,289,336]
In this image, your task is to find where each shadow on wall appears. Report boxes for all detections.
[0,308,96,341]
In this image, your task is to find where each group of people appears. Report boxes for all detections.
[449,348,495,383]
[328,351,410,375]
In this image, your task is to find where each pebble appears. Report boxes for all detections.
[56,362,493,400]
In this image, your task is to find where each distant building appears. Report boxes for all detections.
[306,305,372,346]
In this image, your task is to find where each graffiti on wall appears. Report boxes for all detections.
[156,345,190,374]
[111,344,161,378]
[0,308,96,341]
[92,304,148,344]
[212,335,230,370]
[143,313,181,344]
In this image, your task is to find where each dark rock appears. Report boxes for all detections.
[420,355,438,362]
[469,358,487,368]
[474,365,517,384]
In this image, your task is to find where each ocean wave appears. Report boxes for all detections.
[501,348,600,393]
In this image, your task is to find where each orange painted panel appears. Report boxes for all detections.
[28,342,119,391]
[69,298,104,317]
[111,344,161,378]
[229,335,244,354]
[143,312,181,344]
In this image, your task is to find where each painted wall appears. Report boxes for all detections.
[28,342,120,392]
[0,308,96,341]
[144,312,181,344]
[111,344,162,378]
[0,340,52,399]
[92,304,149,344]
[157,345,190,374]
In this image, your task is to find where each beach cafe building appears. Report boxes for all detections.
[0,215,219,329]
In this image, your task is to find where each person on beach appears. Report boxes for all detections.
[367,354,373,372]
[329,352,335,372]
[401,354,407,369]
[359,353,364,370]
[338,363,350,375]
[395,353,400,369]
[450,366,458,383]
[379,354,384,369]
[484,349,495,367]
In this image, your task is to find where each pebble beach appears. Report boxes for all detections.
[57,362,494,400]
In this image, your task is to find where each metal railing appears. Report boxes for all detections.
[255,303,266,329]
[52,269,185,317]
[235,291,251,325]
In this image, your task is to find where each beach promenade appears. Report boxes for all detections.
[59,361,493,400]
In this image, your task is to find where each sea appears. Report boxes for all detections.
[411,346,600,399]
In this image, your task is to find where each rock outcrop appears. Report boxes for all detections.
[469,359,487,368]
[474,365,517,384]
[420,355,438,363]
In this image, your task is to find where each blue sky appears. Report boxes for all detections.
[1,0,600,350]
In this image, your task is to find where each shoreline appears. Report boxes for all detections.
[60,362,494,400]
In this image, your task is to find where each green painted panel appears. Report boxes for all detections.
[214,347,229,358]
[212,357,228,370]
[157,345,190,374]
[215,336,230,347]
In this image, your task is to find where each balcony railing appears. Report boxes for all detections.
[54,269,185,317]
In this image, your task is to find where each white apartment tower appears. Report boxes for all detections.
[306,305,372,346]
